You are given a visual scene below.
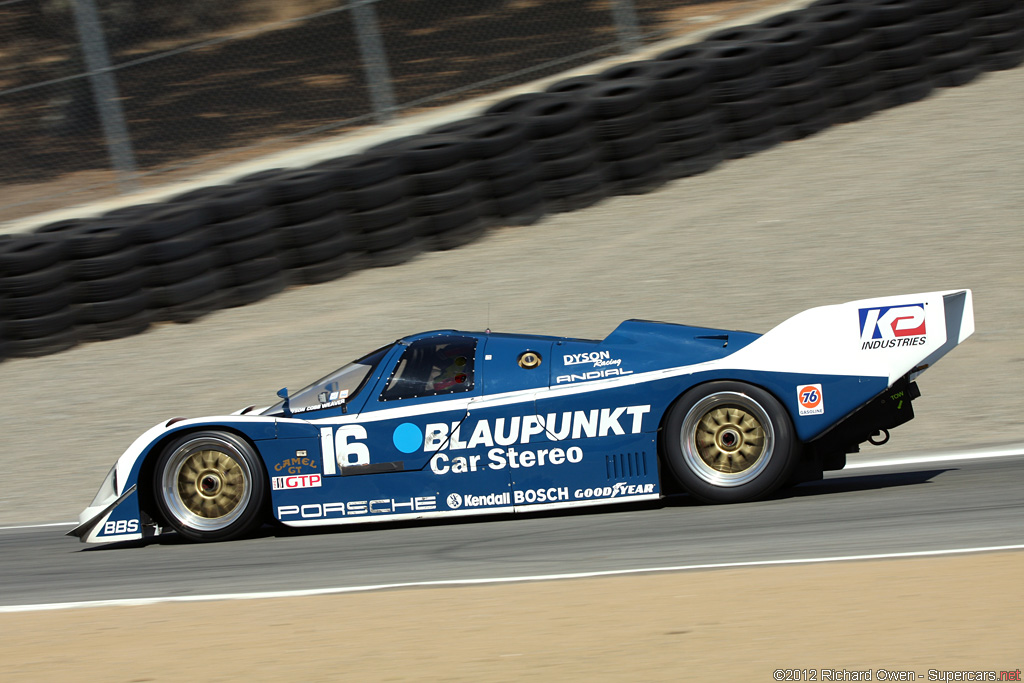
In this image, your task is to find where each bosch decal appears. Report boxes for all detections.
[514,487,570,504]
[859,304,927,350]
[797,384,824,416]
[272,474,322,490]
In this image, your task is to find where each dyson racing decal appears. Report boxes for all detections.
[859,303,927,350]
[556,350,632,383]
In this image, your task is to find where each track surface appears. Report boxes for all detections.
[2,452,1021,608]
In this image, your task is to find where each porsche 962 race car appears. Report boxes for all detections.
[71,289,974,544]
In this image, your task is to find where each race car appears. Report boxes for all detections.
[70,289,974,544]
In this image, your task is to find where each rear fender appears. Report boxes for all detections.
[718,289,974,385]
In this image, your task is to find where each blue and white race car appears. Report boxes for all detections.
[71,289,974,544]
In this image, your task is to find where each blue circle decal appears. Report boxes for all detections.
[392,423,423,454]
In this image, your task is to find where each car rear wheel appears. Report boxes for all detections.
[153,430,267,542]
[663,381,798,503]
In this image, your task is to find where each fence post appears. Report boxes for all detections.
[351,0,397,124]
[71,0,139,193]
[611,0,642,54]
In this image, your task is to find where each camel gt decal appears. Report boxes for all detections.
[796,384,824,416]
[859,304,927,350]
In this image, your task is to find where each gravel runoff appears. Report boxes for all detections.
[1,66,1021,526]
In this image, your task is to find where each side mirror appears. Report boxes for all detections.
[277,388,291,417]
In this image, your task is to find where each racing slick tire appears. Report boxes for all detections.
[663,381,798,504]
[153,430,268,542]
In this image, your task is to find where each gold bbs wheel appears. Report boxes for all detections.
[681,392,774,487]
[155,431,266,541]
[665,382,796,504]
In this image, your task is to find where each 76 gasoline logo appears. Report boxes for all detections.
[797,384,824,416]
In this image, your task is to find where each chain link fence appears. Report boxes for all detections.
[0,0,756,222]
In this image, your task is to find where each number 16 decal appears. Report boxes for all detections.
[321,425,370,475]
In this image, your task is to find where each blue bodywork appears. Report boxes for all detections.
[73,287,976,544]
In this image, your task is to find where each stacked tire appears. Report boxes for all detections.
[971,0,1024,73]
[313,152,418,265]
[97,203,223,324]
[0,233,76,357]
[864,0,938,108]
[582,76,668,194]
[428,116,546,226]
[924,2,988,88]
[792,5,881,124]
[486,92,606,213]
[614,59,723,179]
[368,135,488,252]
[48,219,150,342]
[204,188,285,309]
[690,40,783,158]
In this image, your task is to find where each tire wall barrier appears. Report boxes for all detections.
[1,0,1022,361]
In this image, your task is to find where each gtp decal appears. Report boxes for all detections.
[272,474,322,490]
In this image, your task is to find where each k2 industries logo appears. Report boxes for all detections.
[858,303,927,350]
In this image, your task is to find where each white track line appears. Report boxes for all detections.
[2,543,1022,613]
[3,446,1023,532]
[843,446,1024,470]
[0,522,75,531]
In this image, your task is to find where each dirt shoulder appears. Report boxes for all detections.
[2,551,1021,681]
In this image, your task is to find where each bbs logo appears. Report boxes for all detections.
[102,519,140,535]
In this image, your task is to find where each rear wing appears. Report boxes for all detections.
[721,289,974,385]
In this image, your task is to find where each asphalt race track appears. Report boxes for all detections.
[2,450,1021,609]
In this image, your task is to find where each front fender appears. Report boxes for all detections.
[72,415,319,544]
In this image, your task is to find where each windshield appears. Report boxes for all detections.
[261,344,393,416]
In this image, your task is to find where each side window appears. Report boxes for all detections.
[380,336,476,401]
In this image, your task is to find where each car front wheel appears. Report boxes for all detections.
[153,430,267,542]
[663,381,798,503]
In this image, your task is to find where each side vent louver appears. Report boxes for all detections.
[606,452,647,480]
